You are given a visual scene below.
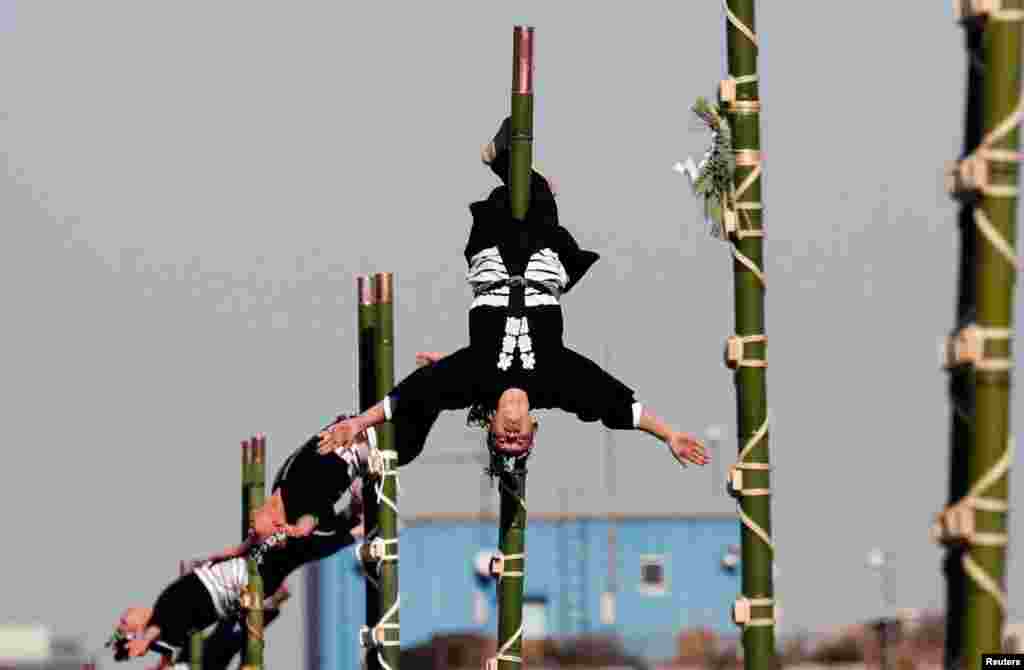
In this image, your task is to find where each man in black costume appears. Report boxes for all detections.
[318,117,708,469]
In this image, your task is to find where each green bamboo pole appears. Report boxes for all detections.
[494,450,529,670]
[373,272,400,670]
[722,4,775,670]
[179,560,203,670]
[357,275,381,670]
[493,25,534,670]
[242,435,266,670]
[510,26,534,221]
[964,9,1020,666]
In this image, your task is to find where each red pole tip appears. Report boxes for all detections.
[373,272,394,304]
[513,26,534,95]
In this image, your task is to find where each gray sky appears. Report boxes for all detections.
[1,1,1022,667]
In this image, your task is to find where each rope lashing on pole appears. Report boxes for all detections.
[726,415,774,553]
[488,551,526,582]
[485,623,525,670]
[932,440,1015,612]
[944,324,1014,372]
[723,0,758,47]
[359,444,400,623]
[360,596,402,670]
[240,587,265,641]
[727,414,776,631]
[370,448,401,516]
[488,440,530,670]
[732,596,777,629]
[725,335,767,370]
[947,68,1024,272]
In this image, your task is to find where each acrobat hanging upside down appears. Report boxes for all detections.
[318,115,709,470]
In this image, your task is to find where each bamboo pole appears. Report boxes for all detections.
[492,26,534,670]
[373,272,400,670]
[510,26,534,221]
[964,8,1019,666]
[243,435,266,670]
[493,449,529,670]
[721,4,775,670]
[357,275,381,670]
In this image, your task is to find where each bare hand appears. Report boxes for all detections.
[415,351,445,367]
[126,638,152,658]
[317,418,360,455]
[668,432,709,468]
[281,515,317,538]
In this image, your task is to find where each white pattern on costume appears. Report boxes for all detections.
[497,316,537,371]
[467,246,569,310]
[194,558,248,619]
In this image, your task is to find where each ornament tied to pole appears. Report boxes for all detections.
[675,98,766,287]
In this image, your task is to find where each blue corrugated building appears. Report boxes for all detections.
[305,513,740,668]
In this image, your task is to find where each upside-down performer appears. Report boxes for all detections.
[108,477,364,666]
[169,584,290,670]
[318,117,709,468]
[114,585,290,670]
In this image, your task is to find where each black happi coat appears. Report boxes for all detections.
[386,171,640,465]
[271,415,365,525]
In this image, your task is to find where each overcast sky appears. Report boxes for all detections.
[2,1,1022,668]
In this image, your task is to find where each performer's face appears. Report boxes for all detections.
[250,499,285,541]
[491,389,538,454]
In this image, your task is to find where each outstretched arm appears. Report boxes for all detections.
[637,407,709,468]
[317,348,476,455]
[551,349,709,467]
[197,536,253,567]
[415,351,446,367]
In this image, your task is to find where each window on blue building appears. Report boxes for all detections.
[639,554,667,596]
